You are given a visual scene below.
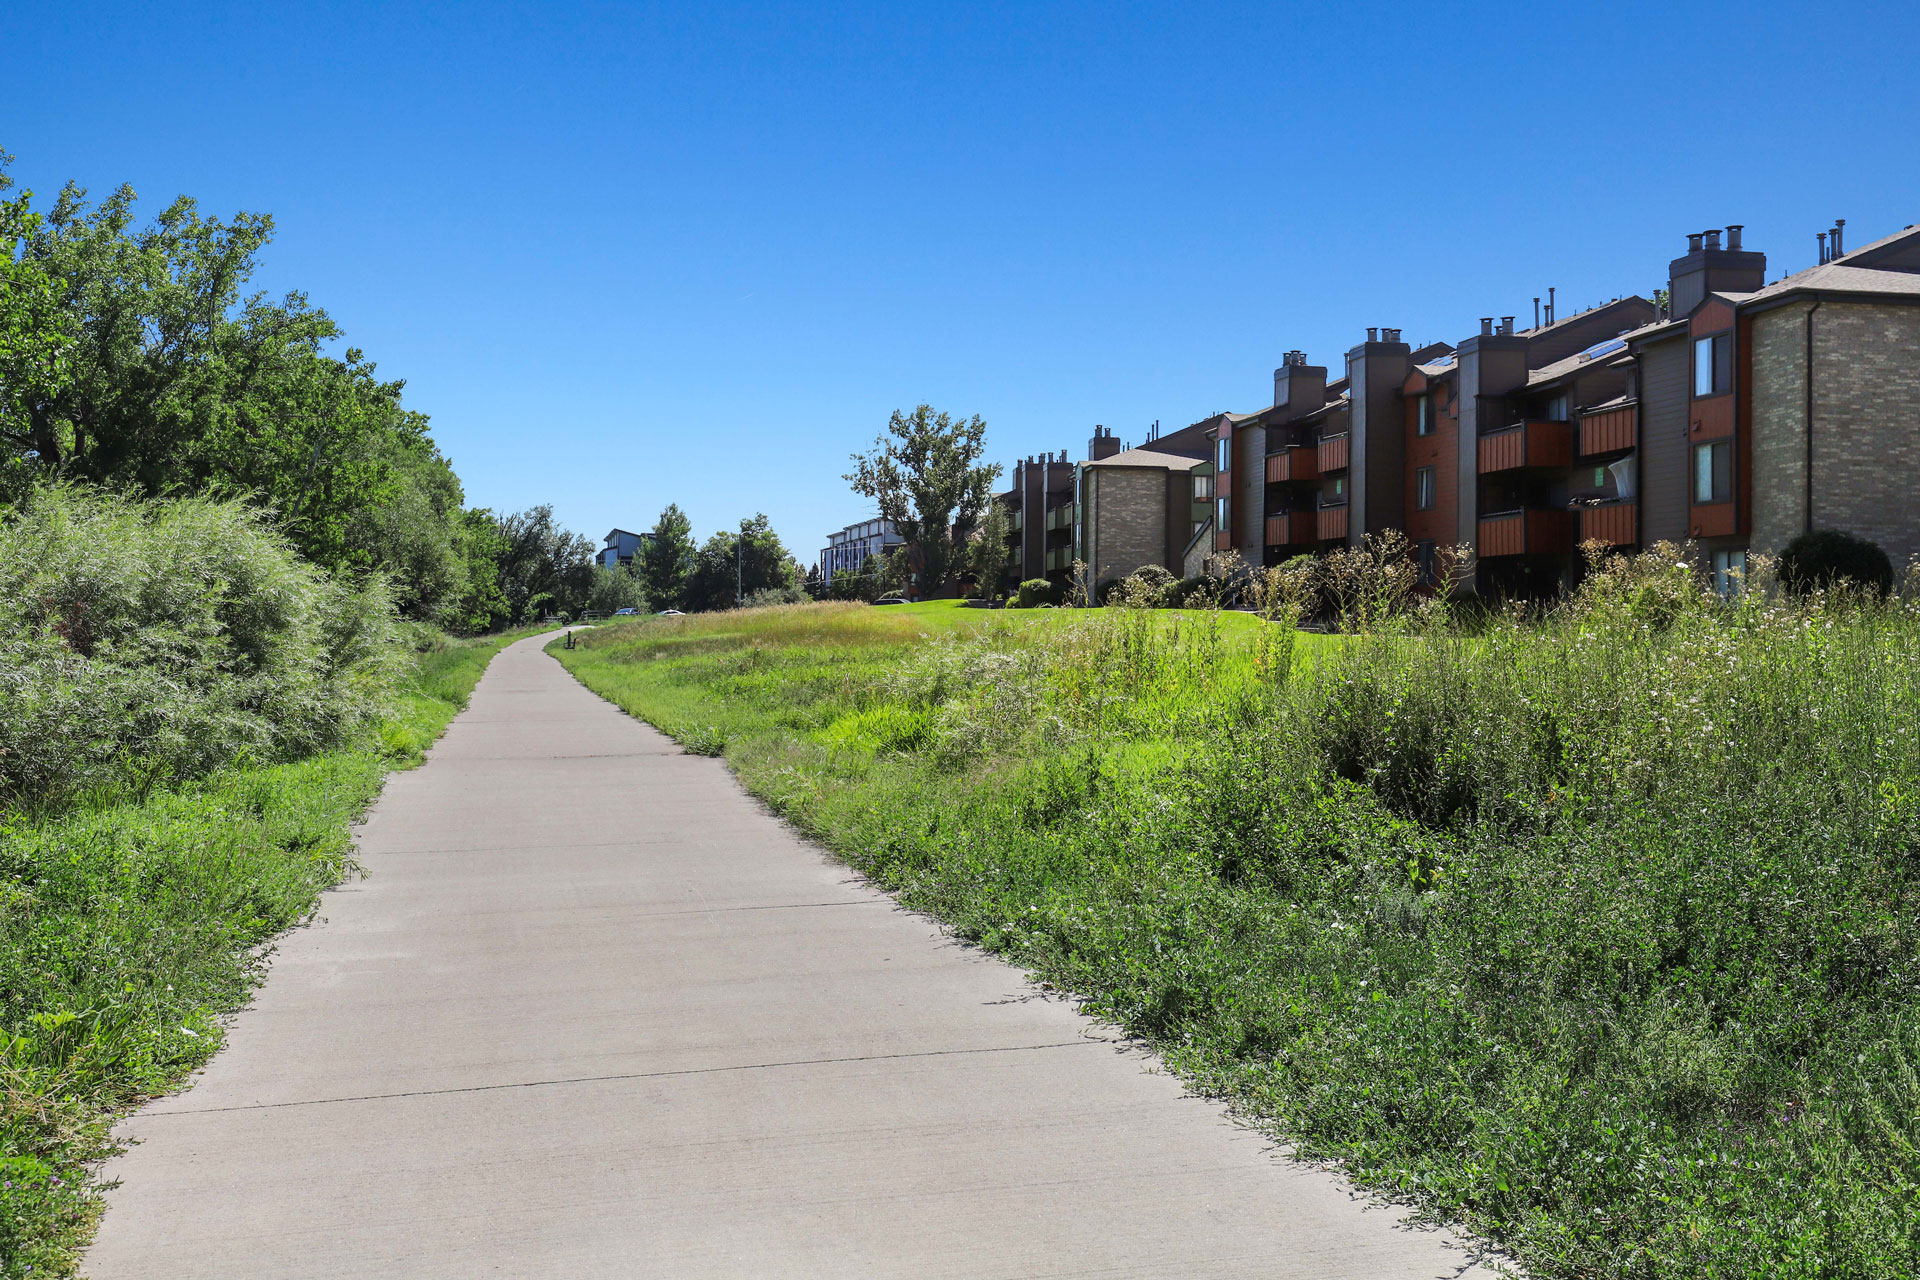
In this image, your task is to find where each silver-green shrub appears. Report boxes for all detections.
[0,483,398,806]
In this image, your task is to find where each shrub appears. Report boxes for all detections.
[743,583,809,608]
[1779,529,1895,597]
[0,483,399,808]
[1015,578,1059,608]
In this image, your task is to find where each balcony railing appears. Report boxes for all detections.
[1044,546,1074,572]
[1478,507,1575,558]
[1265,445,1320,484]
[1265,510,1317,547]
[1578,501,1637,547]
[1578,402,1637,456]
[1045,504,1074,532]
[1317,502,1349,543]
[1317,433,1350,474]
[1478,420,1573,473]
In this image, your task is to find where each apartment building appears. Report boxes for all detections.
[996,439,1093,585]
[1077,419,1215,586]
[1192,216,1920,594]
[818,517,904,581]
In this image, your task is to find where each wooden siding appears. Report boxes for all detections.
[1317,505,1349,542]
[1478,420,1573,473]
[1579,502,1637,546]
[1579,404,1637,455]
[1692,502,1736,539]
[1479,508,1574,557]
[1640,337,1691,545]
[1265,511,1316,546]
[1265,446,1319,484]
[1317,433,1350,473]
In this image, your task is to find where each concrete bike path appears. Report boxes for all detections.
[86,631,1497,1279]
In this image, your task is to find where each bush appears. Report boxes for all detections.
[0,483,399,808]
[1015,578,1059,608]
[743,583,809,608]
[1779,529,1895,597]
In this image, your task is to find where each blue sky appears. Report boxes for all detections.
[5,0,1916,559]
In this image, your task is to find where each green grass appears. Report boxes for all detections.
[555,591,1920,1280]
[0,627,533,1278]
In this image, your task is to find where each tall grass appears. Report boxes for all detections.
[557,568,1920,1280]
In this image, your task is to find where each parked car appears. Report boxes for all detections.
[656,608,686,616]
[611,607,638,616]
[871,596,909,606]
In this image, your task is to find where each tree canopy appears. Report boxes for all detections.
[846,405,1000,597]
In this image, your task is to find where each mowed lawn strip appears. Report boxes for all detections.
[555,593,1920,1280]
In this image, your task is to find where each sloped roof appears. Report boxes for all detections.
[1524,319,1669,387]
[1086,446,1209,472]
[1728,261,1920,306]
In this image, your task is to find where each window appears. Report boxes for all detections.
[1541,393,1568,421]
[1416,395,1433,436]
[1593,466,1608,489]
[1192,473,1214,500]
[1693,333,1731,396]
[1415,466,1436,510]
[1215,494,1229,532]
[1215,434,1231,472]
[1328,476,1346,501]
[1712,548,1748,597]
[1693,440,1732,504]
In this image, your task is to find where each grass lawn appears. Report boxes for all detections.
[0,628,538,1279]
[555,595,1920,1280]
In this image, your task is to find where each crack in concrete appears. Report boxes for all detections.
[147,1040,1109,1117]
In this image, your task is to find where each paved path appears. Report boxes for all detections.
[87,632,1496,1279]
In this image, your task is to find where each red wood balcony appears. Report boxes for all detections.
[1317,433,1350,474]
[1478,420,1573,474]
[1478,508,1574,558]
[1265,446,1320,484]
[1317,504,1349,543]
[1265,511,1317,547]
[1579,502,1637,547]
[1579,404,1636,456]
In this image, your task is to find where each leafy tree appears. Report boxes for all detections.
[971,499,1014,601]
[684,514,800,612]
[586,564,648,615]
[803,562,825,599]
[846,404,1001,598]
[0,153,71,506]
[0,160,496,623]
[640,502,695,612]
[495,506,596,621]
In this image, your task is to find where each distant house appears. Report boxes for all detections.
[598,528,649,570]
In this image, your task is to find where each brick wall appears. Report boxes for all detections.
[1750,305,1809,557]
[1752,301,1920,568]
[1088,467,1169,585]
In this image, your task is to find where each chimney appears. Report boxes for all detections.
[1367,327,1379,341]
[1480,317,1494,336]
[1688,232,1705,252]
[1499,316,1515,335]
[1548,286,1556,324]
[1834,219,1846,257]
[1726,224,1744,251]
[1704,229,1722,251]
[1383,327,1402,344]
[1818,231,1829,264]
[1533,297,1540,328]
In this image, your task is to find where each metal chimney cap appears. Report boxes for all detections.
[1704,230,1722,250]
[1480,317,1494,335]
[1726,224,1744,250]
[1688,232,1705,252]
